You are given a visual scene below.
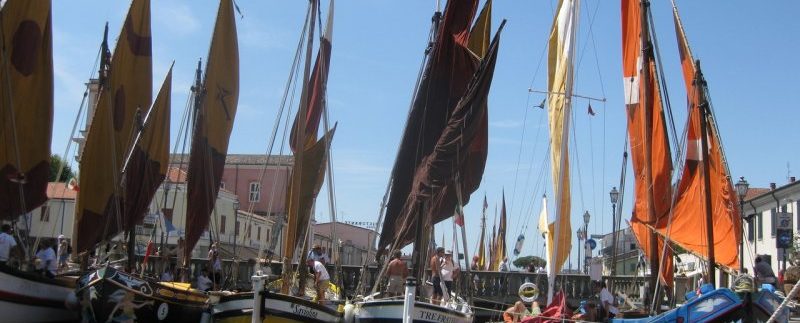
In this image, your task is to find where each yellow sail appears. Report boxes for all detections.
[0,0,53,218]
[184,0,239,261]
[467,0,492,58]
[74,0,152,253]
[546,0,574,280]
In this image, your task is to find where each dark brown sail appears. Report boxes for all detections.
[379,0,479,253]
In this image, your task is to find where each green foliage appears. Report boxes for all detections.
[49,154,75,182]
[513,255,546,270]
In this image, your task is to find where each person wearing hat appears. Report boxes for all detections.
[57,235,70,271]
[306,258,330,303]
[440,250,459,301]
[429,247,445,304]
[308,244,327,265]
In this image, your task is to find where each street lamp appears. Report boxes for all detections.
[609,187,620,276]
[735,176,749,273]
[583,211,591,273]
[577,228,584,273]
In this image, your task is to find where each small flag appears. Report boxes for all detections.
[454,205,465,227]
[587,103,595,116]
[513,234,525,256]
[67,177,79,191]
[164,218,177,233]
[141,240,154,268]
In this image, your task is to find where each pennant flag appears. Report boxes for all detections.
[513,234,525,256]
[67,177,80,192]
[454,204,465,227]
[587,103,595,116]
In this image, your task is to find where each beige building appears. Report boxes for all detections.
[312,221,378,266]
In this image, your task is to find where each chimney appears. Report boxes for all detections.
[791,176,796,183]
[770,182,777,190]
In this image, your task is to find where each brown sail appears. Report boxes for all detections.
[656,6,741,270]
[184,0,239,262]
[379,0,479,253]
[621,0,673,286]
[120,66,171,233]
[73,0,152,253]
[0,0,53,219]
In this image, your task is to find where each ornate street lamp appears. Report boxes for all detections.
[609,187,620,277]
[583,211,591,273]
[735,176,749,272]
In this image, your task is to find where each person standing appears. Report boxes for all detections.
[207,242,222,289]
[754,256,777,286]
[440,250,459,300]
[307,259,330,303]
[35,240,57,278]
[57,236,70,271]
[196,269,213,292]
[595,280,619,320]
[429,247,445,304]
[0,224,18,267]
[385,250,408,297]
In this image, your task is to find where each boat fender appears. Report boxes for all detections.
[343,301,355,323]
[156,302,169,321]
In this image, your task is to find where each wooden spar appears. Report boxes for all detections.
[638,0,661,308]
[695,60,716,286]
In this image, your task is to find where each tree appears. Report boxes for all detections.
[49,154,75,182]
[513,255,546,271]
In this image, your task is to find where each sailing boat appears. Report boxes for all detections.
[0,1,80,322]
[74,0,239,321]
[351,0,502,322]
[611,0,787,321]
[210,1,343,322]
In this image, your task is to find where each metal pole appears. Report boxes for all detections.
[739,200,745,273]
[402,277,417,323]
[251,272,267,323]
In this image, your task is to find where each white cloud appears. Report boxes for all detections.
[154,3,200,36]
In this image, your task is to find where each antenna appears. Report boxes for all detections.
[787,162,791,182]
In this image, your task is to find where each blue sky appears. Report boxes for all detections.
[50,1,800,268]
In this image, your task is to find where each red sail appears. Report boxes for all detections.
[184,0,239,261]
[0,0,53,219]
[379,0,479,253]
[657,8,741,270]
[289,5,333,153]
[621,0,673,287]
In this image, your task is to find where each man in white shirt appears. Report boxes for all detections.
[197,269,213,291]
[595,280,619,319]
[35,240,57,278]
[307,259,330,303]
[0,224,18,266]
[440,251,459,301]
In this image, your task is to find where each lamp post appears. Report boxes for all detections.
[583,211,591,273]
[734,177,749,273]
[577,228,584,274]
[609,187,620,276]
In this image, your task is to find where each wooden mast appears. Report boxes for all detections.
[694,60,716,285]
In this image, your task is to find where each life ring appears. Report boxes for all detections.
[518,282,539,303]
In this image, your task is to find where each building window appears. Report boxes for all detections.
[40,205,49,222]
[266,229,271,241]
[249,182,261,202]
[220,181,225,190]
[257,226,261,240]
[630,243,636,251]
[757,212,764,240]
[747,215,755,242]
[220,215,226,234]
[235,221,240,236]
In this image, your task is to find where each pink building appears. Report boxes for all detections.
[171,154,293,217]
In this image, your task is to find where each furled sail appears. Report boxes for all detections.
[289,1,333,153]
[621,0,673,286]
[491,190,507,270]
[0,0,53,219]
[120,66,171,234]
[546,0,575,286]
[476,195,488,269]
[74,0,152,253]
[537,195,552,273]
[657,4,741,270]
[184,0,239,262]
[379,0,479,253]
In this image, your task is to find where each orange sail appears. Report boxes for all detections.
[0,0,53,219]
[74,0,152,253]
[184,0,239,262]
[656,5,741,270]
[621,0,673,287]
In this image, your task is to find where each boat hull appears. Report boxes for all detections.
[0,266,79,323]
[76,266,207,323]
[354,299,472,323]
[213,290,344,323]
